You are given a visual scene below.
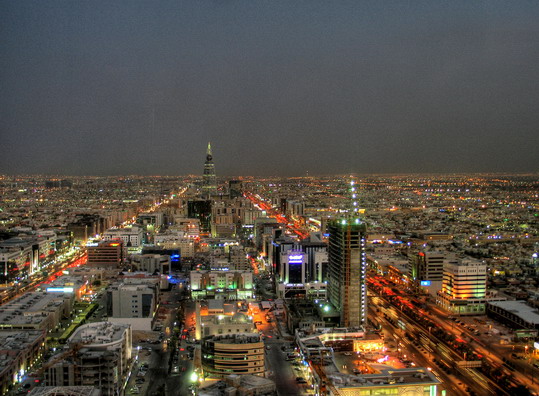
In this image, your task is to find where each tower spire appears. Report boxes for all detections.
[207,142,212,156]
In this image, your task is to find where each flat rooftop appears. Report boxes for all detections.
[329,368,440,389]
[488,300,539,325]
[0,330,45,374]
[0,292,69,326]
[70,321,129,345]
[208,333,261,344]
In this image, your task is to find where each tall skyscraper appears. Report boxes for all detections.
[202,142,217,198]
[327,180,368,328]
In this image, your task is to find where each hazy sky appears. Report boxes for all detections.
[1,1,538,176]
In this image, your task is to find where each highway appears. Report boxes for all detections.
[368,274,535,395]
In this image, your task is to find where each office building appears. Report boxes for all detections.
[86,241,124,268]
[190,270,254,300]
[0,234,57,283]
[106,283,157,330]
[437,259,487,315]
[172,218,200,239]
[280,250,307,285]
[131,253,170,274]
[327,219,368,328]
[201,333,265,378]
[196,307,257,339]
[409,251,458,296]
[270,233,295,278]
[299,232,328,282]
[187,200,212,234]
[102,226,143,248]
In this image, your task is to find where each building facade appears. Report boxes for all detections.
[327,220,368,328]
[201,333,264,378]
[437,259,487,315]
[202,142,217,198]
[87,241,124,268]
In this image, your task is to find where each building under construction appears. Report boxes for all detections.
[327,219,368,328]
[43,322,132,396]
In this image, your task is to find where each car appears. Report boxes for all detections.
[266,346,271,350]
[344,352,352,356]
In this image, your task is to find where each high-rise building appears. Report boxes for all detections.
[327,219,368,328]
[187,200,212,234]
[202,142,217,198]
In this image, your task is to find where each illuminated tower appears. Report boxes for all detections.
[202,142,217,198]
[327,179,367,328]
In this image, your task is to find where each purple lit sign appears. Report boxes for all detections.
[289,254,303,264]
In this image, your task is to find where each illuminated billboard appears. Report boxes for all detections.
[47,287,74,293]
[288,254,303,264]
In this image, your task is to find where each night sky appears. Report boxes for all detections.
[1,1,538,176]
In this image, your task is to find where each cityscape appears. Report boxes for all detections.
[0,145,538,395]
[2,2,539,396]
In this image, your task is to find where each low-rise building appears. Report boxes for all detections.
[201,333,265,378]
[106,282,157,331]
[486,300,539,330]
[130,254,170,274]
[326,368,440,396]
[103,226,143,249]
[0,330,46,395]
[45,322,132,396]
[190,270,254,300]
[0,292,73,332]
[196,300,256,339]
[87,241,125,268]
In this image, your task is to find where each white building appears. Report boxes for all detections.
[409,251,458,296]
[190,270,254,300]
[107,283,157,318]
[154,232,195,258]
[437,259,487,315]
[172,218,200,239]
[131,254,170,274]
[103,226,143,248]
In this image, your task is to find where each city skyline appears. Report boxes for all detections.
[1,1,539,176]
